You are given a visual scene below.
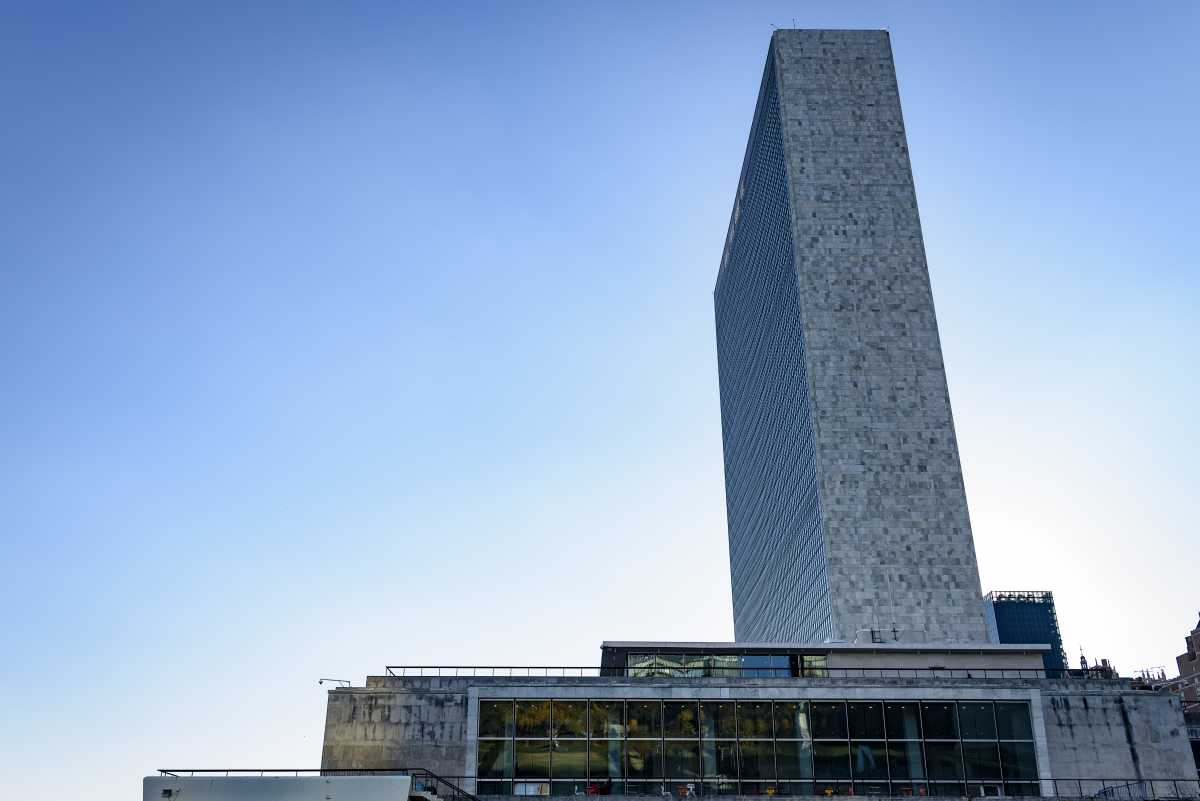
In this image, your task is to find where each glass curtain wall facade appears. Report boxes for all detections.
[623,653,827,678]
[477,699,1039,797]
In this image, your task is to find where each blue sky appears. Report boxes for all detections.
[1,2,1197,798]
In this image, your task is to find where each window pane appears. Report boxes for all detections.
[812,742,850,779]
[1000,742,1038,780]
[847,702,884,739]
[590,701,625,738]
[885,702,922,740]
[849,742,887,780]
[701,701,736,739]
[737,701,773,738]
[664,701,699,738]
[810,702,848,739]
[774,702,809,739]
[627,701,662,738]
[921,702,959,740]
[480,700,515,738]
[886,740,926,780]
[516,701,551,738]
[552,700,587,739]
[627,653,656,676]
[478,740,514,779]
[588,741,624,779]
[551,781,584,796]
[803,655,828,677]
[995,703,1034,740]
[551,740,588,779]
[516,740,552,778]
[775,740,813,779]
[963,742,1001,780]
[738,740,775,780]
[925,742,964,780]
[959,703,997,740]
[701,740,739,781]
[478,781,512,795]
[626,740,663,780]
[664,741,700,779]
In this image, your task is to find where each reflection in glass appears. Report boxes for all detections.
[812,742,850,779]
[995,703,1034,740]
[849,742,887,780]
[664,741,700,779]
[480,700,515,738]
[886,740,926,780]
[775,740,814,779]
[590,701,625,738]
[552,700,587,739]
[664,702,699,738]
[738,740,775,779]
[516,740,552,778]
[701,740,738,780]
[588,740,624,779]
[925,742,964,780]
[885,702,922,740]
[774,701,809,739]
[921,702,959,740]
[958,702,997,740]
[516,701,551,738]
[701,702,736,739]
[737,701,773,738]
[1000,742,1038,780]
[626,740,663,779]
[551,740,587,778]
[478,740,514,779]
[963,742,1001,779]
[847,702,884,739]
[802,655,828,677]
[626,701,662,738]
[810,702,848,739]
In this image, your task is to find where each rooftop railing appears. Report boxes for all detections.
[157,768,479,801]
[380,665,1118,681]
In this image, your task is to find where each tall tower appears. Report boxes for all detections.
[715,30,988,644]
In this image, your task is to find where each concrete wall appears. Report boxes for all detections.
[827,650,1043,671]
[321,678,468,777]
[143,776,411,801]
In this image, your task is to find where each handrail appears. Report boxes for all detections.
[377,665,1126,681]
[157,767,481,801]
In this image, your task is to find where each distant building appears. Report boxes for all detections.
[983,591,1067,674]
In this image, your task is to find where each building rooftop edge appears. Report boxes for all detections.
[600,640,1050,653]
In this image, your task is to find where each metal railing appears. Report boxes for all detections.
[381,665,1121,681]
[157,768,480,801]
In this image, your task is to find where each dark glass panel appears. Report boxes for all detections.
[1004,782,1040,797]
[477,781,511,795]
[478,740,514,779]
[885,702,922,740]
[774,781,814,796]
[516,740,552,778]
[959,702,997,740]
[775,740,814,779]
[664,741,700,779]
[737,701,773,738]
[802,655,827,677]
[854,781,891,796]
[480,700,515,738]
[813,781,851,796]
[551,781,584,796]
[626,740,663,780]
[925,742,964,780]
[623,783,659,796]
[702,781,738,796]
[700,740,739,780]
[849,742,887,780]
[590,701,625,738]
[886,740,926,780]
[700,702,736,739]
[741,654,773,677]
[921,702,959,740]
[999,742,1039,780]
[705,655,740,678]
[739,781,774,795]
[963,742,1001,779]
[513,781,550,796]
[847,702,885,739]
[773,702,809,739]
[995,703,1034,740]
[738,740,775,780]
[588,741,624,779]
[812,742,850,779]
[552,700,588,739]
[627,701,662,738]
[664,701,699,738]
[551,740,588,778]
[810,702,848,739]
[928,782,966,796]
[516,701,551,738]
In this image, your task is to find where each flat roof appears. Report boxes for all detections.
[601,641,1050,654]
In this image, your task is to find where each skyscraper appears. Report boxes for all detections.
[715,29,989,644]
[984,591,1068,673]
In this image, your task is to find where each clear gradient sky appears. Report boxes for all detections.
[2,2,1197,798]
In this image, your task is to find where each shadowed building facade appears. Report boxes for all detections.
[715,30,988,643]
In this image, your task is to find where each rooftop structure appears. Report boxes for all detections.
[984,592,1068,674]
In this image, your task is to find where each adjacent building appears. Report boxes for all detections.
[714,28,987,644]
[984,592,1068,674]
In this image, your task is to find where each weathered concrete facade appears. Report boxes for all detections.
[715,29,987,644]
